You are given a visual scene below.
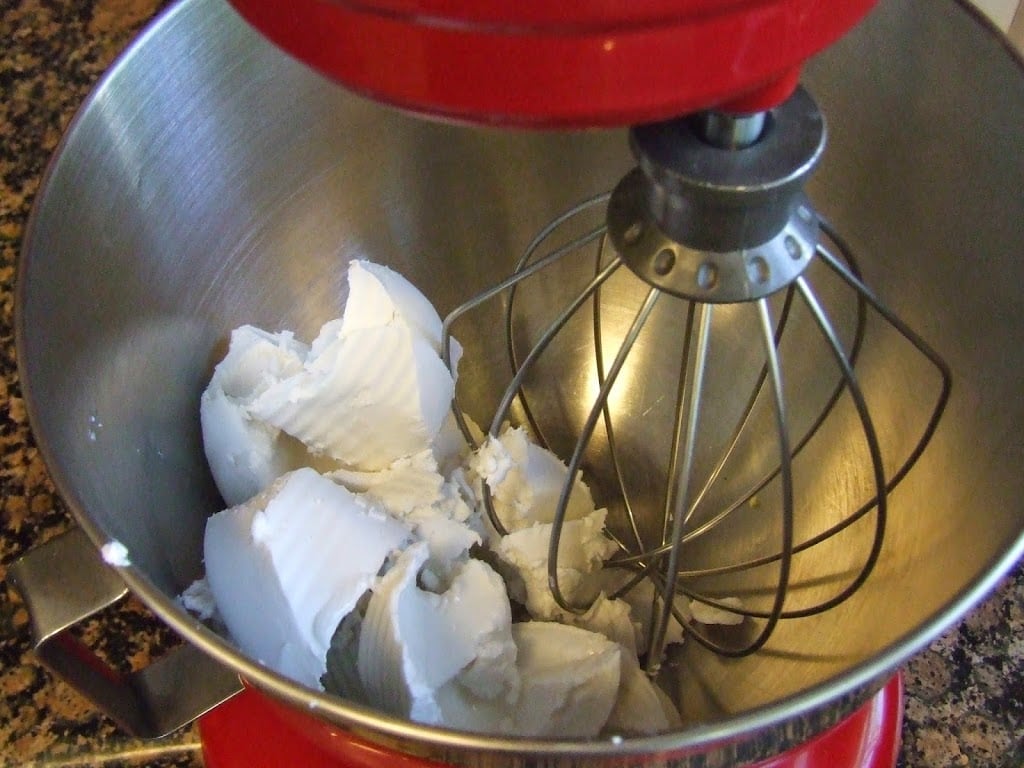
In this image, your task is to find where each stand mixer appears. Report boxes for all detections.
[211,0,943,763]
[10,0,1024,766]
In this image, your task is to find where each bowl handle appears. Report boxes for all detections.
[8,526,242,738]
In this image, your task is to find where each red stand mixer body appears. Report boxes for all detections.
[225,0,877,126]
[199,1,901,767]
[200,679,904,768]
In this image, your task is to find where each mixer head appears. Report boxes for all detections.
[225,0,880,127]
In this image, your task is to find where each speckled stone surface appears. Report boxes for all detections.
[0,1,1022,766]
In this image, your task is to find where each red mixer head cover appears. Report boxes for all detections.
[226,0,877,127]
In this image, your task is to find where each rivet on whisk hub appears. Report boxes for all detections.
[654,249,676,276]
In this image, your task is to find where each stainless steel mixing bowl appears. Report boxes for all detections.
[14,0,1024,764]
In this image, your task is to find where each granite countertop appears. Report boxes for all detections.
[0,1,1022,766]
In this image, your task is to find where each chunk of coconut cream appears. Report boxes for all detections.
[604,654,682,736]
[204,467,412,689]
[200,325,323,507]
[340,260,461,364]
[494,508,618,620]
[250,263,458,471]
[505,622,622,738]
[470,426,596,535]
[330,450,482,585]
[427,621,625,738]
[358,542,519,727]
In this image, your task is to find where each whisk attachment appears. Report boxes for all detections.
[442,86,951,675]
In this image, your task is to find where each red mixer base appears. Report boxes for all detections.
[199,674,903,768]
